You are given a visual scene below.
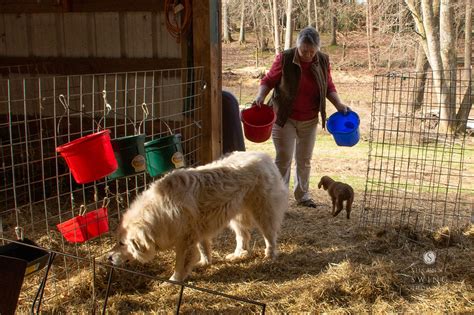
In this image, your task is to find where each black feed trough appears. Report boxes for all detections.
[0,238,49,276]
[0,239,50,315]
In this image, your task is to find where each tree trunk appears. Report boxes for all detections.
[330,0,337,46]
[405,0,428,56]
[307,0,312,27]
[223,0,233,43]
[421,0,452,132]
[439,0,457,120]
[251,2,260,67]
[284,0,294,50]
[464,0,472,70]
[313,0,319,31]
[271,0,281,54]
[455,0,473,133]
[366,0,373,70]
[412,43,430,112]
[239,2,246,44]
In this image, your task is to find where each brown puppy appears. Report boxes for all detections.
[318,176,354,219]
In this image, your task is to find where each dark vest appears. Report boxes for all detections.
[270,48,330,128]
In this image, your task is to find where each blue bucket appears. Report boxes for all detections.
[327,111,360,147]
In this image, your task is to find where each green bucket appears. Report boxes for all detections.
[108,134,146,180]
[144,134,185,177]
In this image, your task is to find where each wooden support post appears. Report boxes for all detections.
[193,0,222,164]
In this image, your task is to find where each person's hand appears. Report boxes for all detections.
[254,94,265,107]
[337,103,351,115]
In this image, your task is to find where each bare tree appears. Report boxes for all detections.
[313,0,319,30]
[406,0,466,132]
[463,0,472,70]
[307,0,313,26]
[366,0,373,70]
[238,1,246,44]
[223,0,233,43]
[456,0,473,132]
[285,0,294,49]
[412,43,430,111]
[270,0,281,54]
[330,0,338,45]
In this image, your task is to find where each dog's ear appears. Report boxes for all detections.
[130,238,145,253]
[127,227,156,262]
[318,181,322,189]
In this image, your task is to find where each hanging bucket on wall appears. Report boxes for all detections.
[108,134,146,179]
[145,133,185,177]
[56,203,109,243]
[56,130,118,184]
[241,104,276,143]
[326,111,360,147]
[108,103,149,180]
[55,94,118,184]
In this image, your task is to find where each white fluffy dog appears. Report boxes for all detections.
[108,151,287,282]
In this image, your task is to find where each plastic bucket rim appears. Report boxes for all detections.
[112,133,146,141]
[327,111,360,135]
[241,107,276,128]
[56,129,111,153]
[144,133,182,148]
[56,207,109,242]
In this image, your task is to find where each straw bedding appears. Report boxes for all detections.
[16,192,473,314]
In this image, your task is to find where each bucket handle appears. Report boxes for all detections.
[243,101,272,109]
[75,197,109,217]
[145,112,174,136]
[101,90,149,135]
[57,94,107,135]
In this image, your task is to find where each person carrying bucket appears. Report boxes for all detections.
[254,26,351,208]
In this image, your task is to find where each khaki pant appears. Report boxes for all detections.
[272,117,318,203]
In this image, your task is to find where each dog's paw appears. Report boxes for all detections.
[195,259,212,269]
[225,250,249,261]
[160,280,174,288]
[264,250,278,261]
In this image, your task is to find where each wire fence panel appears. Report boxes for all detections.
[0,65,266,313]
[361,68,473,232]
[0,66,209,310]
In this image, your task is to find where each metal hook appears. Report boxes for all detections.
[14,226,24,240]
[105,185,111,196]
[79,205,87,216]
[58,94,69,111]
[102,197,110,208]
[101,90,112,115]
[141,103,149,118]
[136,103,150,134]
[57,94,70,134]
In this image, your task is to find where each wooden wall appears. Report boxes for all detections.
[0,12,180,60]
[0,0,222,163]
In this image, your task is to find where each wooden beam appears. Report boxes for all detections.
[0,0,164,13]
[193,0,222,164]
[0,57,182,75]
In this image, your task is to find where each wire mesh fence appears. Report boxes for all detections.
[0,66,213,311]
[361,68,473,232]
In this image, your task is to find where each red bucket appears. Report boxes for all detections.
[56,207,109,243]
[56,130,118,184]
[241,105,276,143]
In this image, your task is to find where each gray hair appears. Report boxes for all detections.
[296,27,320,48]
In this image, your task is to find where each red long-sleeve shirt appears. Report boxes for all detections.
[261,53,337,121]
